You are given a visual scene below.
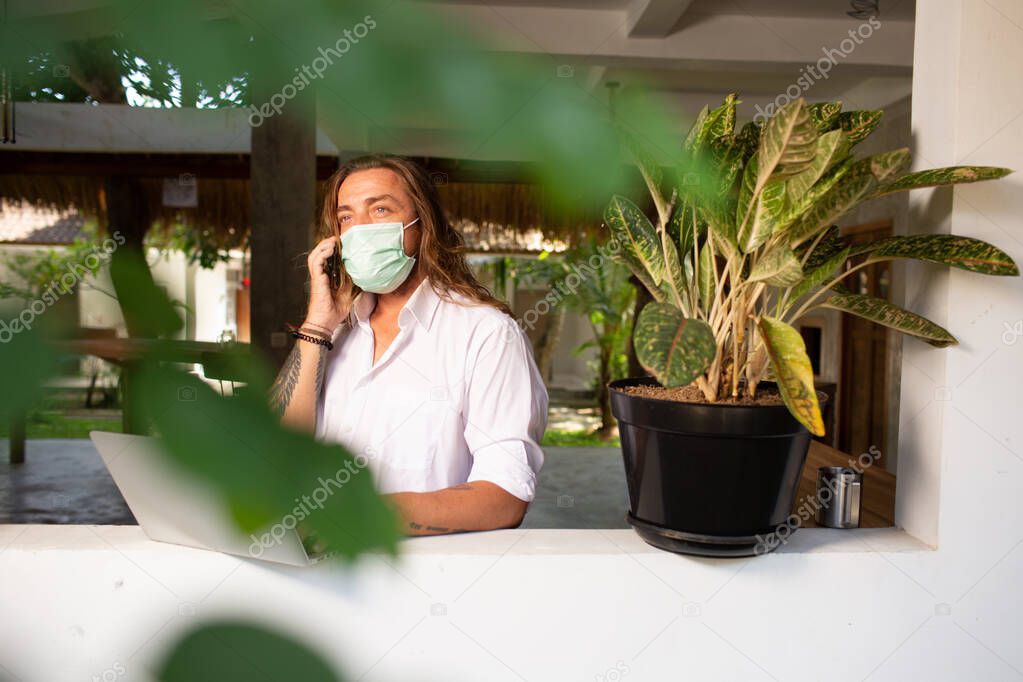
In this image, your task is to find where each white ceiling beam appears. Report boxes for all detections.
[2,102,342,154]
[626,0,695,38]
[432,4,914,70]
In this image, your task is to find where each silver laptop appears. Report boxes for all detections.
[90,431,327,566]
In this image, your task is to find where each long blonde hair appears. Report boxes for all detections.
[320,154,512,317]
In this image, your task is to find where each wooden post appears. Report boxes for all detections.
[9,407,26,464]
[119,362,146,435]
[249,64,318,371]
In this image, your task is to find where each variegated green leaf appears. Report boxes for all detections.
[684,105,710,153]
[605,195,665,285]
[837,110,882,145]
[682,249,694,283]
[789,246,850,301]
[735,120,761,160]
[661,227,688,308]
[682,94,739,163]
[705,93,738,141]
[736,147,777,246]
[873,166,1013,198]
[698,240,715,311]
[799,225,845,269]
[852,148,912,184]
[857,234,1019,276]
[711,225,739,261]
[667,199,688,249]
[739,172,787,253]
[757,99,817,189]
[670,199,708,260]
[787,172,877,247]
[750,244,803,287]
[821,292,957,347]
[757,316,825,436]
[694,198,734,251]
[774,135,820,179]
[705,198,738,245]
[710,137,745,198]
[807,101,842,132]
[611,251,666,303]
[776,158,855,233]
[785,129,850,205]
[635,303,716,386]
[692,144,741,242]
[736,151,759,222]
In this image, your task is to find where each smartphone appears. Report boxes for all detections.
[323,240,342,290]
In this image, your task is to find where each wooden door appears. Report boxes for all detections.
[838,221,892,456]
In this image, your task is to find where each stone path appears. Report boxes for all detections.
[0,439,629,529]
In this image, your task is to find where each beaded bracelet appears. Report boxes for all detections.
[289,329,333,351]
[299,326,331,340]
[286,324,333,351]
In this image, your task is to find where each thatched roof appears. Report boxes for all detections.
[1,104,618,252]
[0,199,87,244]
[0,167,606,253]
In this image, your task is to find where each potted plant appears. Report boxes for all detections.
[605,94,1019,556]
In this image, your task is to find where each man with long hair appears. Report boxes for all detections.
[269,154,548,535]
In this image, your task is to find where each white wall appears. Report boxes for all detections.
[895,0,1023,557]
[77,258,124,331]
[193,259,236,342]
[549,305,597,391]
[0,244,243,344]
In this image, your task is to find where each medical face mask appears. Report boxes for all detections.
[340,217,420,294]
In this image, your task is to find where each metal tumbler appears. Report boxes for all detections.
[815,466,862,528]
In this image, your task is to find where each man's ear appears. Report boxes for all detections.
[403,220,422,257]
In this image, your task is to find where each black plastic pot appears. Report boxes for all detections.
[609,377,826,558]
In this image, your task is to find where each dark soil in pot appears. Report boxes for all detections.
[618,383,786,406]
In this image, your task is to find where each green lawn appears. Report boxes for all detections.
[0,411,122,439]
[541,428,619,447]
[2,404,617,447]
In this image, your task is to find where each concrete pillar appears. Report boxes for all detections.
[898,0,1023,564]
[249,66,317,370]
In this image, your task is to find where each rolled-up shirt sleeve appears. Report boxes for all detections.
[463,316,548,502]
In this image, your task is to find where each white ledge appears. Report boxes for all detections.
[0,524,952,682]
[0,524,930,557]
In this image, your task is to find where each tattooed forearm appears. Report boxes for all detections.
[268,344,302,416]
[314,340,327,395]
[268,340,328,417]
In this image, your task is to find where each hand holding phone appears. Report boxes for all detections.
[323,242,342,291]
[306,235,356,331]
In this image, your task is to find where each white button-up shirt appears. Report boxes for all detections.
[314,277,548,502]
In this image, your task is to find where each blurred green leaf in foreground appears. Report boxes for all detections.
[156,621,343,682]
